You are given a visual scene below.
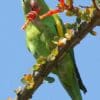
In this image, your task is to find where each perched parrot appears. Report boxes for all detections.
[22,0,87,99]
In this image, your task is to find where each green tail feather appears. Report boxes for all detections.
[61,81,82,100]
[70,50,87,93]
[56,52,82,100]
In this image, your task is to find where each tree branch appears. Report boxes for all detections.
[15,9,100,100]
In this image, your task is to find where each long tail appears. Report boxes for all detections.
[56,52,83,100]
[61,79,82,100]
[70,49,87,93]
[74,64,87,93]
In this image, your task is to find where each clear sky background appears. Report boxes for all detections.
[0,0,100,100]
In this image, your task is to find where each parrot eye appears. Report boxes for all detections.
[30,0,39,11]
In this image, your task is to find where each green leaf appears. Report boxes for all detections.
[90,30,96,36]
[47,54,56,61]
[45,76,55,83]
[37,56,46,64]
[33,64,41,71]
[21,78,27,84]
[51,48,59,56]
[66,10,75,16]
[65,23,73,29]
[47,47,59,61]
[76,17,81,24]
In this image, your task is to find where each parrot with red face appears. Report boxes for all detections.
[22,0,87,99]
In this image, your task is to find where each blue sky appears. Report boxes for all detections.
[0,0,100,100]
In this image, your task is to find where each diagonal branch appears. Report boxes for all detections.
[15,10,100,100]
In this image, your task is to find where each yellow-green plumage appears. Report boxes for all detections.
[22,0,87,99]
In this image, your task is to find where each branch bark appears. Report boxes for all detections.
[16,9,100,100]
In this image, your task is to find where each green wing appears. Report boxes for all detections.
[22,0,87,99]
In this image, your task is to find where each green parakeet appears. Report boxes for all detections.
[22,0,87,100]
